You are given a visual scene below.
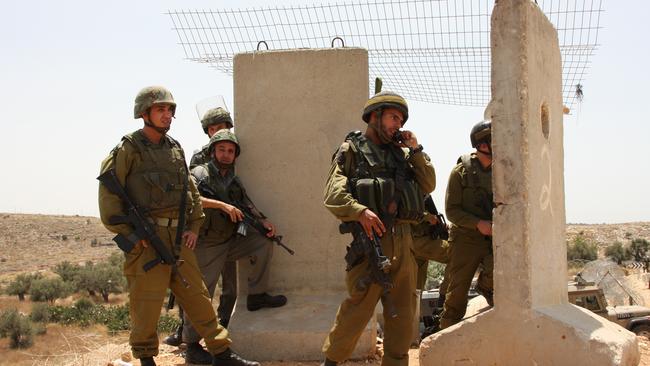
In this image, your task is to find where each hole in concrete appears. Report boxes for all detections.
[540,102,550,139]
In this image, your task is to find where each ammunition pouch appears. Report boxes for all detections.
[354,178,394,219]
[397,180,425,221]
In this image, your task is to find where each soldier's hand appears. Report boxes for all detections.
[425,214,439,226]
[183,231,198,250]
[398,130,419,149]
[138,239,149,248]
[262,220,276,237]
[220,203,244,223]
[359,209,386,238]
[477,220,493,236]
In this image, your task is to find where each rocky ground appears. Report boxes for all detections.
[0,213,649,365]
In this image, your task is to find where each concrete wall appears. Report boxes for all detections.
[229,48,375,361]
[420,1,639,364]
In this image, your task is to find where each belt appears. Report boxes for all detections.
[149,217,179,228]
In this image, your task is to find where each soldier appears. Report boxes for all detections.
[411,196,450,292]
[439,120,494,329]
[181,129,287,364]
[98,86,258,366]
[322,91,436,366]
[163,106,238,348]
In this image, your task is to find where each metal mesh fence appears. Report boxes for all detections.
[168,0,602,108]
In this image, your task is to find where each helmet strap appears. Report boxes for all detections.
[370,109,393,144]
[143,110,170,134]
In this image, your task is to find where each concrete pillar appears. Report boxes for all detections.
[228,48,373,361]
[419,1,640,365]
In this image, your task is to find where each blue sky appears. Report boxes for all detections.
[1,0,648,224]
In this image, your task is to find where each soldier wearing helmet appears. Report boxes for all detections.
[164,105,241,354]
[98,86,259,366]
[439,120,494,329]
[190,107,235,169]
[180,129,288,364]
[321,90,436,366]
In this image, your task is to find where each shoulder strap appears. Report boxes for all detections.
[345,131,373,180]
[460,154,479,188]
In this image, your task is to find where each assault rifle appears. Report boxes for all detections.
[197,182,295,255]
[423,195,449,241]
[97,169,188,283]
[340,222,397,318]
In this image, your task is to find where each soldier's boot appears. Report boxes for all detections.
[140,357,156,366]
[320,358,338,366]
[475,286,494,307]
[185,342,213,365]
[162,323,183,347]
[212,349,260,366]
[246,293,287,311]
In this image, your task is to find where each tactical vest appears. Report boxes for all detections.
[189,144,210,170]
[193,161,245,242]
[457,153,493,221]
[344,131,424,224]
[120,130,190,218]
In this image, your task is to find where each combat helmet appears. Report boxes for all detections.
[201,107,233,134]
[133,86,176,119]
[362,91,409,125]
[470,120,492,147]
[208,129,240,157]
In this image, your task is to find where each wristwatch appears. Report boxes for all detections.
[410,144,424,154]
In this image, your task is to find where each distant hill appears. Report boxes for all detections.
[0,213,648,281]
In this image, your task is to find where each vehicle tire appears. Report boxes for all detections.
[632,324,650,338]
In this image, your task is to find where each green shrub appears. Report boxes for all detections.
[30,303,50,323]
[0,309,34,348]
[108,251,125,267]
[73,259,125,301]
[6,273,43,301]
[425,262,447,291]
[629,238,650,261]
[98,304,130,333]
[158,313,181,334]
[74,297,95,312]
[567,235,598,261]
[605,241,631,264]
[33,322,47,335]
[29,277,73,304]
[53,261,81,283]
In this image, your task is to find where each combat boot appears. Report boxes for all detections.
[140,357,156,366]
[162,323,183,347]
[246,293,287,311]
[212,349,260,366]
[185,342,213,365]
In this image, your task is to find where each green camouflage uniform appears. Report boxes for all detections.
[98,129,230,359]
[190,146,239,324]
[322,132,436,366]
[182,161,273,343]
[439,153,493,329]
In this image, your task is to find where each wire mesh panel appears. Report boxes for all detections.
[168,0,602,108]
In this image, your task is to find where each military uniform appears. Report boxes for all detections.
[411,215,450,290]
[439,153,493,329]
[322,132,436,366]
[182,159,277,343]
[190,146,239,325]
[98,129,230,359]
